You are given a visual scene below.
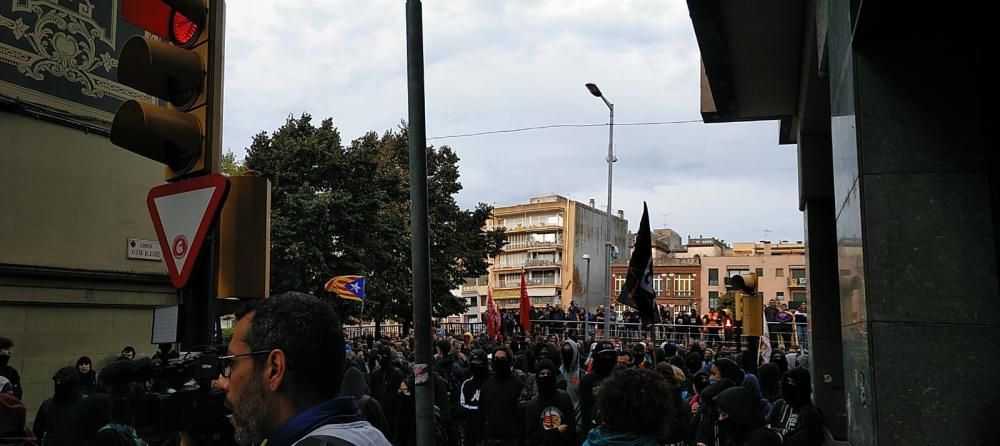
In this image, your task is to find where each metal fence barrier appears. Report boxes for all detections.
[343,320,809,352]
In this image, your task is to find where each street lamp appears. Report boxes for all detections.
[585,82,616,339]
[581,254,592,303]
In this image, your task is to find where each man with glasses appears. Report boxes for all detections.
[217,292,390,446]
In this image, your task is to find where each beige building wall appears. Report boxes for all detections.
[1,111,178,420]
[699,242,807,310]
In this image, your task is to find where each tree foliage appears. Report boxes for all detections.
[242,114,506,326]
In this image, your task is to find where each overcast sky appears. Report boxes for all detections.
[222,0,804,244]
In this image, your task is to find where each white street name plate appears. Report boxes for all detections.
[127,238,162,261]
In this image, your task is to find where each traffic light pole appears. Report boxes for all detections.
[406,2,435,445]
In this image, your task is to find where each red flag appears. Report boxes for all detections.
[520,271,532,333]
[485,287,500,340]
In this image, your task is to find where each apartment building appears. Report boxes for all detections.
[700,241,807,310]
[487,195,627,310]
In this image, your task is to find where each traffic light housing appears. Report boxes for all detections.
[111,0,225,180]
[728,272,764,336]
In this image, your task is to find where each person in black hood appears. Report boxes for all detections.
[523,359,575,446]
[693,377,737,446]
[766,368,824,446]
[685,351,705,376]
[769,350,789,376]
[712,358,745,386]
[32,367,83,446]
[480,347,524,446]
[370,345,405,441]
[460,350,490,446]
[340,362,389,438]
[76,356,98,396]
[578,340,617,437]
[713,386,780,446]
[519,343,566,410]
[756,363,782,404]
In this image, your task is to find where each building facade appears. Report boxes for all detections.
[1,0,178,421]
[611,257,701,314]
[487,195,627,310]
[699,241,807,310]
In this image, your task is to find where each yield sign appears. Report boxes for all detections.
[147,174,229,288]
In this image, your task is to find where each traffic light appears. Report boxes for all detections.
[727,272,763,336]
[729,272,758,295]
[111,0,225,180]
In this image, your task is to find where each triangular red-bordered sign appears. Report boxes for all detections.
[147,174,229,288]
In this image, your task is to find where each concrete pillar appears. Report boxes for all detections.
[827,2,999,444]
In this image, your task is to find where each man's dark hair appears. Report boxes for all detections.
[237,292,345,399]
[596,368,675,434]
[436,339,451,356]
[0,336,12,350]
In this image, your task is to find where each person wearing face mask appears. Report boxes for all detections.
[559,339,583,428]
[479,347,524,446]
[0,337,21,400]
[370,345,405,441]
[393,379,417,446]
[460,350,490,446]
[579,341,617,438]
[766,368,823,446]
[32,367,83,446]
[712,386,780,446]
[523,359,575,446]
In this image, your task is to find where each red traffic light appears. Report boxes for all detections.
[171,10,201,46]
[121,0,205,46]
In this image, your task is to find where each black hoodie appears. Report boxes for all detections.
[713,386,780,446]
[32,367,83,446]
[523,360,575,446]
[766,368,824,446]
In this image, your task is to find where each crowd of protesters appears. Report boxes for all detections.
[1,296,819,446]
[488,299,807,351]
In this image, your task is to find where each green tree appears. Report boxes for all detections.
[243,114,505,328]
[220,149,245,176]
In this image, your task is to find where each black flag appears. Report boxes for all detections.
[617,202,660,327]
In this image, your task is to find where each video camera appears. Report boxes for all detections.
[100,346,234,443]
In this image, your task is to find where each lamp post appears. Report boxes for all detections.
[585,82,616,340]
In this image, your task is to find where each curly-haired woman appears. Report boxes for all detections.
[583,368,676,446]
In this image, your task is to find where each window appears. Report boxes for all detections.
[653,274,663,297]
[480,295,487,306]
[614,274,626,295]
[776,268,785,278]
[756,267,764,278]
[792,292,806,302]
[708,268,719,286]
[776,292,785,301]
[791,268,806,279]
[673,274,694,297]
[709,291,719,309]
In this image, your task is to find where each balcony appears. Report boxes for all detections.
[503,239,564,251]
[503,223,564,234]
[524,259,561,268]
[788,277,807,287]
[494,278,561,288]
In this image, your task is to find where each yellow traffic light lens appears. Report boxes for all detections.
[171,10,201,47]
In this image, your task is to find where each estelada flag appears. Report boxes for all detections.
[519,271,532,333]
[485,287,500,340]
[325,275,366,302]
[617,202,661,327]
